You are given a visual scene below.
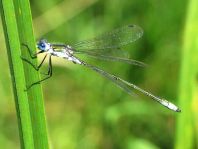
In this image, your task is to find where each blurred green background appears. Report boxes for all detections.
[0,0,198,148]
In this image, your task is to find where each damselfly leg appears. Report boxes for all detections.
[25,55,52,90]
[21,43,47,71]
[21,44,53,90]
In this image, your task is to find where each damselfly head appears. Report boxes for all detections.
[37,39,51,52]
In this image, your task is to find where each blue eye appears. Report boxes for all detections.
[41,43,45,48]
[37,39,49,51]
[37,41,47,50]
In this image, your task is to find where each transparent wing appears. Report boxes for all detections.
[73,47,130,58]
[74,50,147,67]
[73,25,143,50]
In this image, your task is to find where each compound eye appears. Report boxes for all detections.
[37,42,46,50]
[41,43,45,48]
[37,39,49,51]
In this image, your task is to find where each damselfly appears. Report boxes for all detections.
[21,25,181,112]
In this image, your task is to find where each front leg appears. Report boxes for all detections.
[22,43,38,58]
[21,43,46,70]
[21,54,48,71]
[25,55,53,90]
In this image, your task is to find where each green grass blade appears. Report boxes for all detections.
[13,0,49,148]
[175,0,198,148]
[0,0,49,148]
[0,0,34,148]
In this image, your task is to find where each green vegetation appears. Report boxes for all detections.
[0,0,197,148]
[175,0,198,148]
[0,0,34,148]
[0,0,49,148]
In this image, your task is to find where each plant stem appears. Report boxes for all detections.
[175,0,198,148]
[0,0,49,148]
[0,0,34,148]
